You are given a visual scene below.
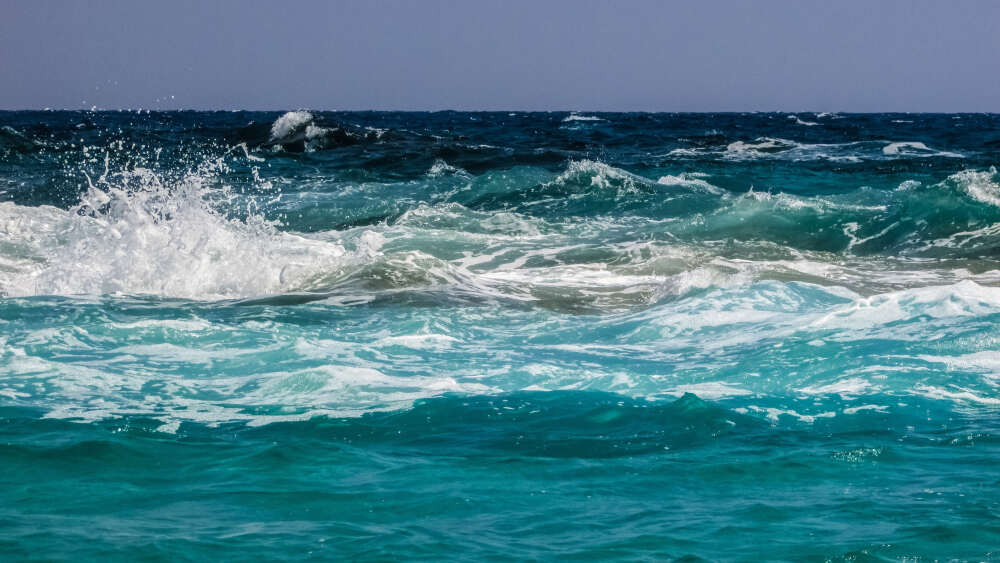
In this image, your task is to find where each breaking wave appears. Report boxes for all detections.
[0,156,382,299]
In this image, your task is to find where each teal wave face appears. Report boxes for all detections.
[1,111,1000,560]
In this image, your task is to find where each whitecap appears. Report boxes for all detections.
[787,115,819,126]
[0,159,380,300]
[947,167,1000,207]
[656,172,723,194]
[426,159,467,177]
[550,160,650,195]
[882,141,963,158]
[269,110,314,142]
[562,113,605,123]
[811,280,1000,330]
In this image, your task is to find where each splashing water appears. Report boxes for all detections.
[0,146,387,299]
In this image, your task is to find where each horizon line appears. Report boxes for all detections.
[2,107,999,115]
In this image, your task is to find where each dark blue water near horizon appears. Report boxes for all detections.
[1,110,1000,561]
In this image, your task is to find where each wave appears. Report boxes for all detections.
[715,137,871,162]
[466,162,1000,257]
[426,158,469,178]
[459,160,721,219]
[787,114,819,126]
[394,202,541,236]
[562,113,606,123]
[882,141,963,158]
[662,167,1000,255]
[5,278,1000,429]
[628,279,1000,351]
[247,110,386,152]
[948,167,1000,207]
[0,160,381,300]
[2,145,998,423]
[664,136,969,162]
[5,143,1000,306]
[0,126,39,156]
[552,159,647,193]
[726,137,800,155]
[656,171,724,194]
[269,110,315,142]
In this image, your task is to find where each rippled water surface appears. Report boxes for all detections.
[1,111,999,561]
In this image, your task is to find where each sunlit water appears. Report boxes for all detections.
[1,111,999,560]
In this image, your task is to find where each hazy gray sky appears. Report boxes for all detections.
[2,0,999,111]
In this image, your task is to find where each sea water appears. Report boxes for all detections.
[1,110,999,560]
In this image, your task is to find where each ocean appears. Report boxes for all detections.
[1,110,999,561]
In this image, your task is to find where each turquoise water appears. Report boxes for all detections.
[1,111,999,560]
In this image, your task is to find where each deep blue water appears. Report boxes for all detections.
[1,110,1000,561]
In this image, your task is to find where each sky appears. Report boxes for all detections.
[2,0,999,112]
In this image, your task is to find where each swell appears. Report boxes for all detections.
[451,160,1000,256]
[4,155,1000,304]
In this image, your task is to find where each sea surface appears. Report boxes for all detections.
[1,110,999,561]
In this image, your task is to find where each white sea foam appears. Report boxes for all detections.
[917,351,1000,378]
[666,148,703,157]
[842,404,890,415]
[882,141,963,158]
[882,141,927,155]
[949,167,1000,207]
[797,378,874,397]
[426,159,467,177]
[717,137,963,162]
[7,270,1000,426]
[670,137,910,163]
[788,115,819,126]
[7,346,497,428]
[552,160,649,195]
[0,161,380,300]
[377,333,460,350]
[723,138,864,163]
[304,123,331,140]
[656,172,723,194]
[725,137,799,156]
[270,110,314,141]
[732,189,884,216]
[663,381,752,399]
[843,221,900,252]
[812,280,1000,330]
[913,385,1000,406]
[747,405,837,424]
[562,113,605,123]
[394,202,542,237]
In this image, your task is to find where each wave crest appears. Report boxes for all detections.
[0,158,378,300]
